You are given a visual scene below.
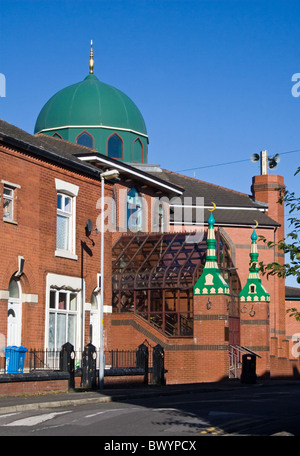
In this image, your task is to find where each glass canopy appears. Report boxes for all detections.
[112,231,240,338]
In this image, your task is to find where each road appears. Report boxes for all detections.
[0,383,299,440]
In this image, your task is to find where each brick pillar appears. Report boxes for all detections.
[251,174,286,360]
[240,300,270,378]
[193,293,230,381]
[193,210,231,382]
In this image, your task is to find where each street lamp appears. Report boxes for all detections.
[99,169,120,390]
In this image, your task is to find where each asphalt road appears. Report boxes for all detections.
[0,383,299,441]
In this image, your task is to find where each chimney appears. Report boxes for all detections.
[251,150,286,358]
[251,150,285,240]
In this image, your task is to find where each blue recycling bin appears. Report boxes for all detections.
[4,346,28,373]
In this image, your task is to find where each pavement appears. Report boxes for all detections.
[1,378,300,415]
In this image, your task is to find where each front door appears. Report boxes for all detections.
[90,293,100,349]
[7,299,22,346]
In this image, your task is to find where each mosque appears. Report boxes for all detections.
[0,42,299,384]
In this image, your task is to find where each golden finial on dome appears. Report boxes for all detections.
[89,40,94,74]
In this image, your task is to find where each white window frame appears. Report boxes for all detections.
[55,178,79,260]
[48,288,78,351]
[1,180,21,224]
[45,273,83,352]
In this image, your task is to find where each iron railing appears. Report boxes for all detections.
[0,343,155,376]
[229,344,261,378]
[0,347,145,374]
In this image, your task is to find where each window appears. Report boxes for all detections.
[55,179,79,260]
[249,284,256,294]
[2,181,20,223]
[9,278,20,299]
[133,138,143,163]
[57,193,73,251]
[127,188,143,231]
[48,289,78,350]
[3,186,14,220]
[107,134,123,159]
[76,131,94,149]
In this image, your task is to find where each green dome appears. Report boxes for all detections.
[34,74,147,136]
[34,71,148,163]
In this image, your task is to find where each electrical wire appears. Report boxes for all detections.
[176,149,300,173]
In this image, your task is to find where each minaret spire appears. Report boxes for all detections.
[193,203,230,296]
[239,221,270,304]
[89,40,94,74]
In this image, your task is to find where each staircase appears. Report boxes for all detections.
[136,311,193,338]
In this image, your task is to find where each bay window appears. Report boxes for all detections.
[48,289,78,350]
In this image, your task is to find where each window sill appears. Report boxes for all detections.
[55,250,78,261]
[3,218,18,225]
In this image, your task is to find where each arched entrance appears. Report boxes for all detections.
[7,278,22,346]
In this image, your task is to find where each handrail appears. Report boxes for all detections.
[229,344,261,358]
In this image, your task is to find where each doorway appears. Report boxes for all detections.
[90,292,100,349]
[7,278,22,346]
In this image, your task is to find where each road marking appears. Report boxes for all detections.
[0,412,21,420]
[85,408,141,418]
[3,411,71,427]
[200,426,224,435]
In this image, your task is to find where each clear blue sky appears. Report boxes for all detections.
[1,0,299,285]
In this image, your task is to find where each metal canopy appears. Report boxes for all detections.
[113,232,206,291]
[112,231,240,337]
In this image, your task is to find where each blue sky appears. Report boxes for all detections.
[1,0,299,285]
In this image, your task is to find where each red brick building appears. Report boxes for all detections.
[1,51,299,384]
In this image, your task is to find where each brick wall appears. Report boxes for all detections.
[0,143,109,350]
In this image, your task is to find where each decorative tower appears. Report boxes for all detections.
[239,225,270,305]
[193,210,230,296]
[239,224,270,378]
[192,205,231,382]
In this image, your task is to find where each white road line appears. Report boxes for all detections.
[85,408,141,418]
[0,412,21,420]
[3,411,71,427]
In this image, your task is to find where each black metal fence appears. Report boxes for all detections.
[0,341,166,387]
[104,349,139,369]
[0,348,62,373]
[0,345,153,373]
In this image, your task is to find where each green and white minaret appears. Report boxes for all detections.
[239,225,270,303]
[193,206,230,296]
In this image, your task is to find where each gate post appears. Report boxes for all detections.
[60,342,75,390]
[81,343,97,389]
[153,344,166,386]
[136,343,149,385]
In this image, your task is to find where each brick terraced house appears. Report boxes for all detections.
[0,45,299,384]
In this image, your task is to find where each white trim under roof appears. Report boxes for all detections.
[172,221,275,229]
[170,204,267,212]
[37,125,148,139]
[77,155,184,195]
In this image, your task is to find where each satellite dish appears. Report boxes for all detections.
[251,153,260,163]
